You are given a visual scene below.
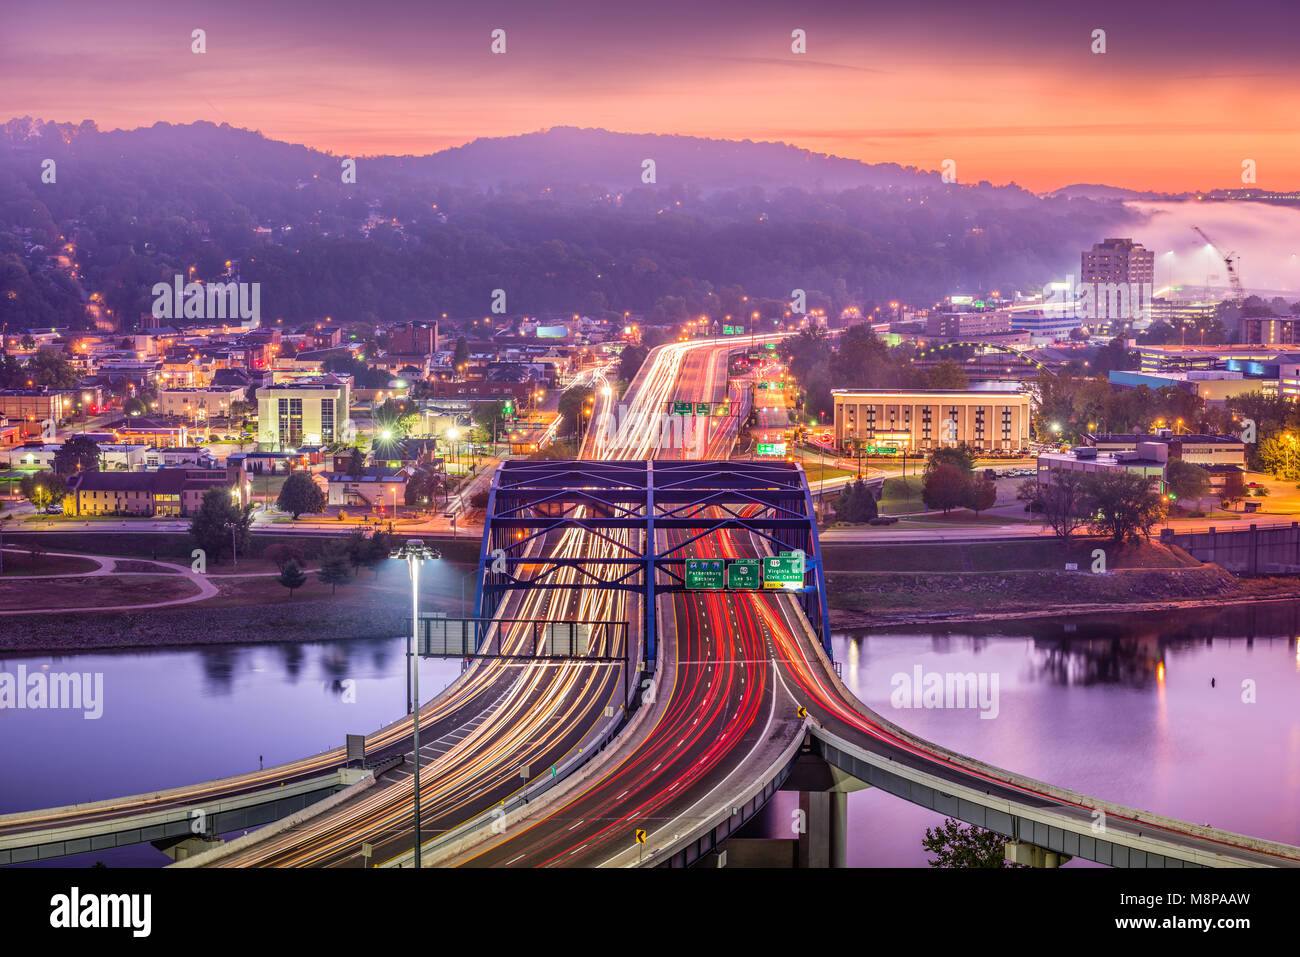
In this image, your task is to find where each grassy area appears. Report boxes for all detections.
[826,563,1241,622]
[878,475,924,511]
[801,462,855,484]
[0,574,199,611]
[0,552,100,576]
[822,538,1199,574]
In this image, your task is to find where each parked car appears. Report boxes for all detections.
[44,503,64,514]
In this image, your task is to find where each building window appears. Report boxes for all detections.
[278,397,303,449]
[321,398,335,443]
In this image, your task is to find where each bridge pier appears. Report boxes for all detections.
[152,834,224,862]
[1005,840,1072,868]
[782,737,867,868]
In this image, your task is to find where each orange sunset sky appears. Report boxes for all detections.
[3,0,1299,193]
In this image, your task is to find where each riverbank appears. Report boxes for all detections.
[827,566,1300,627]
[0,556,476,654]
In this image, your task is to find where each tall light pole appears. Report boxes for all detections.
[392,538,439,868]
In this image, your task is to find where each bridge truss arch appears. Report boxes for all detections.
[916,340,1055,375]
[477,459,832,669]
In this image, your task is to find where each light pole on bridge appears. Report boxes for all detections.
[392,538,440,869]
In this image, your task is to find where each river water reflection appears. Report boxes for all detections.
[3,602,1298,867]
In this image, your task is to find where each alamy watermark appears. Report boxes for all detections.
[151,274,260,323]
[890,665,999,719]
[1,665,104,719]
[1043,275,1152,322]
[591,404,711,454]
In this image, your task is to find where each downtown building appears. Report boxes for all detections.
[1079,237,1155,324]
[62,468,232,517]
[255,374,352,450]
[831,388,1032,454]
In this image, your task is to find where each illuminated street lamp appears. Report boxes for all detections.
[390,538,440,868]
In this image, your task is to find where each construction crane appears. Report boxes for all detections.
[1191,225,1244,304]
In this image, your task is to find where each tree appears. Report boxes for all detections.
[926,443,977,475]
[20,471,66,510]
[922,464,970,514]
[558,386,594,435]
[344,528,370,569]
[406,466,445,510]
[1165,459,1210,505]
[964,476,997,515]
[452,336,470,371]
[1016,476,1043,511]
[360,530,393,577]
[922,359,969,391]
[374,397,417,440]
[1038,469,1089,543]
[263,542,305,572]
[921,818,1022,868]
[276,471,326,519]
[618,344,649,382]
[834,478,879,523]
[316,544,353,595]
[345,528,393,576]
[277,558,307,598]
[345,446,365,477]
[472,401,505,444]
[24,347,80,389]
[189,486,254,564]
[52,435,100,475]
[1082,470,1165,544]
[123,395,147,417]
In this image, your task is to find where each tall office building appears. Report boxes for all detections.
[1081,238,1155,322]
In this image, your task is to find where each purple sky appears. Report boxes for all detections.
[4,0,1300,191]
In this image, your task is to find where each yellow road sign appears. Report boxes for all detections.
[634,828,647,844]
[796,705,807,719]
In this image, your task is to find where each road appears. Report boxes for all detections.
[195,334,778,867]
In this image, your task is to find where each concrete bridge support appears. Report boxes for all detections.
[784,738,867,868]
[153,834,224,862]
[1005,839,1073,868]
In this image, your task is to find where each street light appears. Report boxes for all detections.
[390,538,440,869]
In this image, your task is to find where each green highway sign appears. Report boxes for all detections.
[765,343,776,350]
[672,401,693,415]
[726,559,763,590]
[756,442,787,455]
[685,559,726,590]
[763,552,805,590]
[722,325,745,335]
[696,402,710,415]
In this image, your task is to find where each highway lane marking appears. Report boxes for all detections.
[599,636,780,869]
[567,819,585,830]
